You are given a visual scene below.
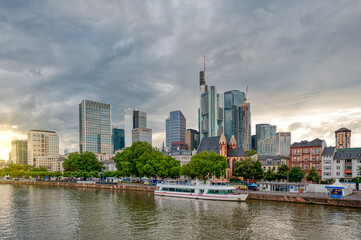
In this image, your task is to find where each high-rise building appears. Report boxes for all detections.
[165,110,186,148]
[28,130,59,166]
[124,108,147,147]
[185,129,200,151]
[256,124,277,155]
[79,100,112,154]
[10,139,28,165]
[112,127,125,153]
[132,128,152,145]
[223,90,251,151]
[251,135,257,151]
[276,132,291,155]
[198,64,223,141]
[335,128,351,149]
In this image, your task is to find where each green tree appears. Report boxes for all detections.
[264,169,276,181]
[157,156,181,179]
[306,167,320,183]
[276,164,290,180]
[181,151,227,181]
[63,152,103,172]
[233,158,264,180]
[289,166,305,182]
[245,149,257,157]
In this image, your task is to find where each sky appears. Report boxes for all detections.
[0,0,361,160]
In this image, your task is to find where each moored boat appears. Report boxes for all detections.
[155,181,248,201]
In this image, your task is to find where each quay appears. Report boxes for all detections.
[1,180,361,208]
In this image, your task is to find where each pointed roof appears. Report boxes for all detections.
[219,132,227,145]
[229,135,237,146]
[335,127,351,133]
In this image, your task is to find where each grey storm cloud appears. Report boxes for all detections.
[1,0,361,153]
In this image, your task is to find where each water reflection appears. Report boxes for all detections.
[0,184,360,240]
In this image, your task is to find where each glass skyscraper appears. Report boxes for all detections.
[112,127,125,153]
[223,90,251,151]
[10,139,28,165]
[198,68,223,141]
[165,110,186,148]
[79,100,112,154]
[124,108,147,147]
[256,124,277,155]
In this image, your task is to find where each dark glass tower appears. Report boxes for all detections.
[165,110,186,148]
[112,127,125,153]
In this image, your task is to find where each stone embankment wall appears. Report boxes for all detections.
[0,180,155,192]
[247,192,361,208]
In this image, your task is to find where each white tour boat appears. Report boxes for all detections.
[155,181,248,202]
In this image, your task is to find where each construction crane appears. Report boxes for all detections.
[244,86,248,151]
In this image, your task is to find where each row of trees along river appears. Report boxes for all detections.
[3,141,360,183]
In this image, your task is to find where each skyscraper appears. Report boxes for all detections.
[28,130,59,166]
[112,127,125,153]
[256,124,277,155]
[185,129,200,151]
[165,110,186,148]
[132,128,152,145]
[223,90,251,151]
[79,100,112,154]
[276,132,291,155]
[10,139,28,165]
[198,61,223,141]
[124,108,147,147]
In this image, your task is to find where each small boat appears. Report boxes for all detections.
[155,180,248,202]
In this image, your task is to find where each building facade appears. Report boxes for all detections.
[198,67,223,141]
[79,100,112,154]
[163,150,196,166]
[256,124,277,155]
[132,128,152,145]
[259,155,290,172]
[185,129,200,151]
[335,128,351,149]
[197,132,248,179]
[27,130,59,167]
[10,139,28,165]
[321,147,336,180]
[124,108,147,147]
[165,110,186,148]
[276,132,291,156]
[223,90,251,151]
[112,127,125,153]
[290,138,327,175]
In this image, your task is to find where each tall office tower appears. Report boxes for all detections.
[79,100,112,154]
[185,129,200,150]
[27,130,59,166]
[335,128,351,149]
[256,124,277,155]
[165,110,186,148]
[124,108,147,147]
[132,128,152,145]
[198,60,223,141]
[112,127,125,153]
[10,139,28,165]
[276,132,291,155]
[223,90,251,151]
[251,135,257,151]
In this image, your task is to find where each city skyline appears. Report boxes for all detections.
[1,1,361,160]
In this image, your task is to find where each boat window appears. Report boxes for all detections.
[163,188,168,191]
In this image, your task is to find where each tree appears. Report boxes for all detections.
[181,151,227,181]
[264,169,276,181]
[306,167,320,183]
[233,158,264,180]
[289,166,305,182]
[245,149,257,157]
[276,164,290,180]
[157,156,181,179]
[63,152,103,172]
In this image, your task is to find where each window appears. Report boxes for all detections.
[304,149,308,153]
[337,172,340,176]
[294,150,296,154]
[324,167,331,170]
[305,165,308,169]
[337,160,340,164]
[316,149,320,153]
[316,156,319,161]
[325,161,331,164]
[312,157,315,161]
[316,165,319,169]
[312,149,315,154]
[336,166,340,170]
[305,157,308,161]
[293,157,297,161]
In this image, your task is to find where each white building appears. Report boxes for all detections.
[164,150,197,166]
[322,147,361,181]
[28,130,59,166]
[276,132,291,156]
[95,153,115,161]
[132,128,152,145]
[102,159,117,171]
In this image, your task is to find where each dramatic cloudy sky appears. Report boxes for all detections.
[1,0,361,159]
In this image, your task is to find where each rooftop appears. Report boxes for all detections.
[291,138,325,147]
[322,147,336,156]
[335,127,351,133]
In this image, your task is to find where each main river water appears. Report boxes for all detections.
[0,184,360,240]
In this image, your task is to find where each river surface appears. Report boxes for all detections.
[0,184,360,240]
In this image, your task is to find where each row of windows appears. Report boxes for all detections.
[293,148,320,154]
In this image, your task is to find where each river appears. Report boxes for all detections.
[0,184,360,240]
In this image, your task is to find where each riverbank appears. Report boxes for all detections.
[0,180,155,192]
[1,180,360,208]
